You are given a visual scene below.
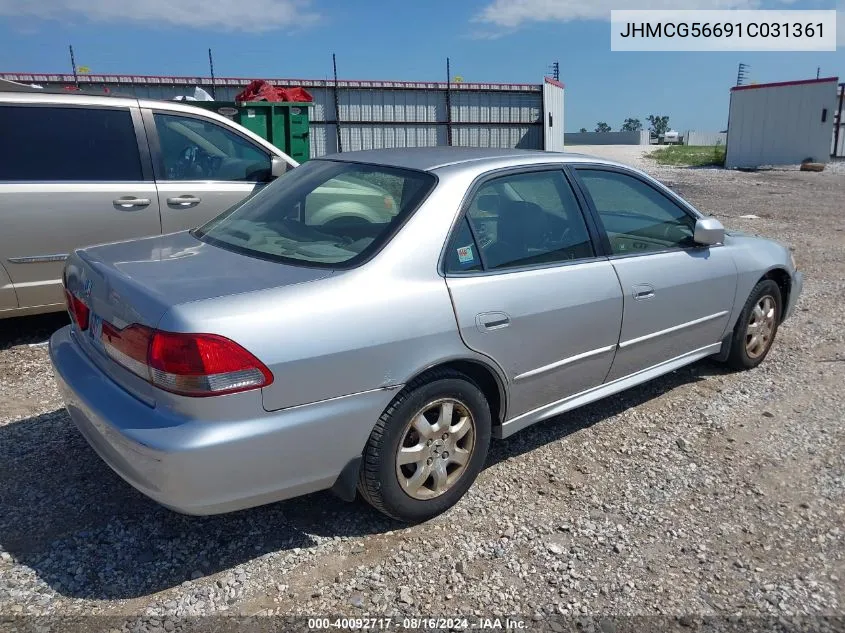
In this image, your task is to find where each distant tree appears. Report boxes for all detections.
[621,118,642,132]
[647,114,670,136]
[579,127,588,133]
[595,122,612,133]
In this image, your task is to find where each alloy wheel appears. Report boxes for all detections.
[395,398,476,500]
[745,295,777,359]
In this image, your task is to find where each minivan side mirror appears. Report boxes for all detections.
[693,217,725,246]
[270,156,288,179]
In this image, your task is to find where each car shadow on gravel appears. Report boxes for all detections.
[0,361,730,601]
[485,361,731,468]
[0,409,401,601]
[0,312,69,350]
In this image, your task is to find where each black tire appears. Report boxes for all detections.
[358,369,492,523]
[726,279,782,370]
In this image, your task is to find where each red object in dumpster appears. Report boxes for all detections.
[279,86,311,102]
[235,80,312,103]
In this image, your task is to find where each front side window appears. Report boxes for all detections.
[465,170,594,270]
[195,160,435,267]
[154,113,271,182]
[0,105,142,181]
[576,169,696,255]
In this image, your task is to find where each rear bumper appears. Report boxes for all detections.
[783,270,804,321]
[49,325,396,515]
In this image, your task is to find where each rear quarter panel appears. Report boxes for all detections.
[159,267,468,412]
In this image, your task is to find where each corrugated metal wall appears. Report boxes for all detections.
[832,84,845,158]
[1,73,552,157]
[313,85,545,155]
[725,78,839,169]
[685,131,727,146]
[542,78,565,151]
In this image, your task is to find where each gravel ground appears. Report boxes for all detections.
[1,153,843,632]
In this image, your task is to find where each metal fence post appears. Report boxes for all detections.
[833,83,844,158]
[333,54,343,153]
[445,58,453,147]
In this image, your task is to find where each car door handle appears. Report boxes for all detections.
[476,312,510,332]
[166,195,202,207]
[113,196,151,209]
[633,284,655,300]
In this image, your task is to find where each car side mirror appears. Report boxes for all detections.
[270,156,288,179]
[693,217,725,246]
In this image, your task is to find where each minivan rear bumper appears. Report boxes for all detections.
[49,325,396,515]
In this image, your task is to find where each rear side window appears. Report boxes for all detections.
[0,105,142,182]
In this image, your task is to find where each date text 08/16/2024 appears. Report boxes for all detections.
[307,617,527,630]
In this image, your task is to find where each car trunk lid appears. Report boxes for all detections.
[64,231,334,405]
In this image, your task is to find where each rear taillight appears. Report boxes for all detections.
[149,332,273,396]
[100,323,272,397]
[64,290,89,331]
[102,322,153,378]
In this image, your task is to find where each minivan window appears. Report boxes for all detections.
[194,160,436,267]
[154,113,272,182]
[0,106,143,182]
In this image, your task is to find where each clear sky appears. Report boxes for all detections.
[0,0,843,132]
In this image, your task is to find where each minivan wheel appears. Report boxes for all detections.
[358,370,491,522]
[726,279,782,370]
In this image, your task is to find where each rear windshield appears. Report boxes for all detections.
[193,160,436,267]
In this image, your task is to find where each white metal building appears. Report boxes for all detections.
[684,131,727,147]
[542,77,565,152]
[0,72,565,157]
[725,77,839,169]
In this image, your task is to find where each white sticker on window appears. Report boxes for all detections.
[457,244,475,263]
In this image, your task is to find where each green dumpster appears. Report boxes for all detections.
[195,101,312,163]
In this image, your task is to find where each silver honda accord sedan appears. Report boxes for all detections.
[50,148,803,522]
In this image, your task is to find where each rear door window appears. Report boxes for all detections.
[463,170,595,270]
[444,218,482,274]
[0,105,143,181]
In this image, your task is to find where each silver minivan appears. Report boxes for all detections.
[0,91,299,318]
